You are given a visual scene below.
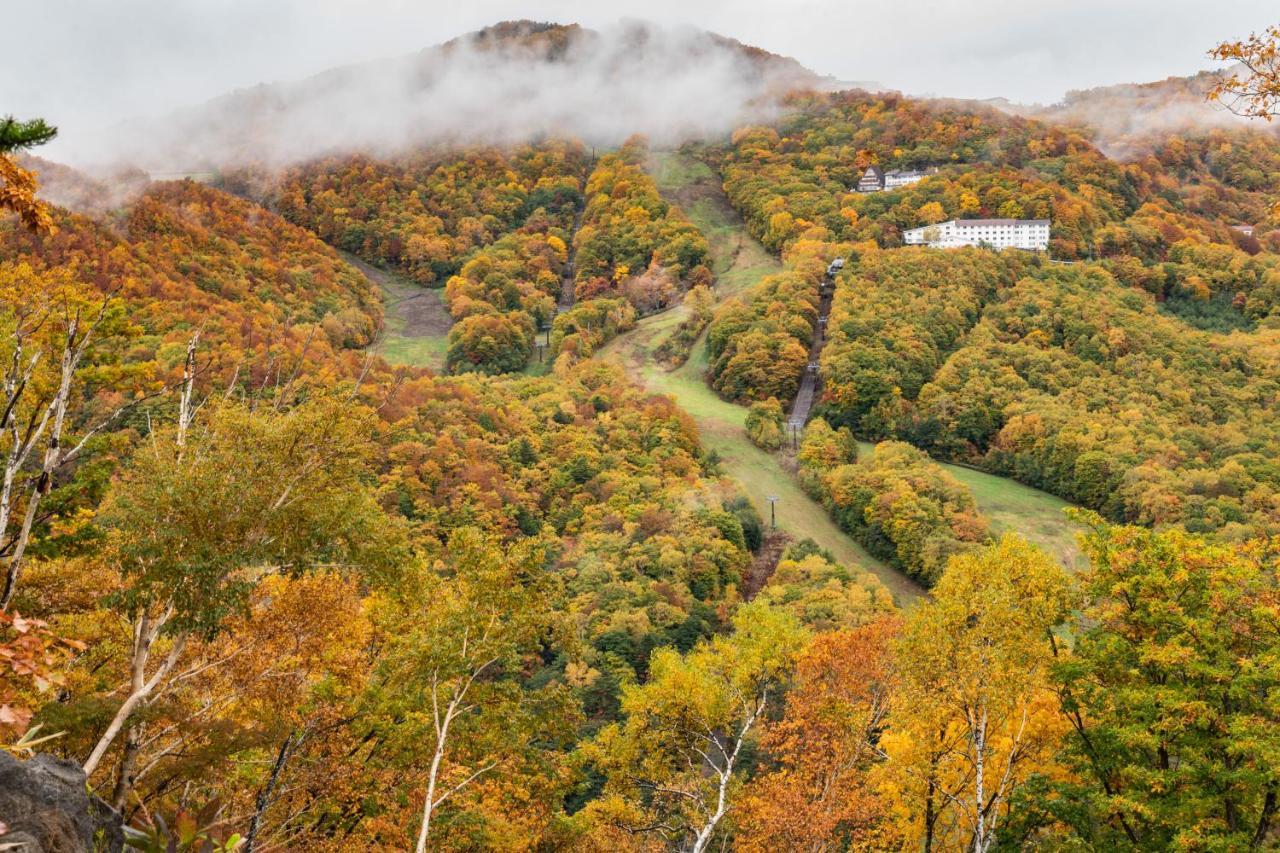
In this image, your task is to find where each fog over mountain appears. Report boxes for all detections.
[994,69,1277,158]
[63,21,827,172]
[21,11,1280,178]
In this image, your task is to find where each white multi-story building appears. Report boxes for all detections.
[854,166,938,193]
[883,169,933,189]
[903,218,1050,251]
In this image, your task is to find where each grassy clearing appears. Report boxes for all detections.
[648,152,780,301]
[600,153,922,605]
[343,251,451,373]
[856,442,1086,572]
[604,327,922,604]
[946,465,1086,571]
[656,364,923,604]
[375,305,449,371]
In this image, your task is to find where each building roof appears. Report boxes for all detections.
[953,218,1050,227]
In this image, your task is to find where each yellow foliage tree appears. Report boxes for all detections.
[917,201,946,225]
[877,536,1073,852]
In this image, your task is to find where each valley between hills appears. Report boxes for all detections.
[4,15,1280,851]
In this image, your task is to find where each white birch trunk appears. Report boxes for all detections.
[972,701,988,853]
[83,608,187,776]
[689,693,765,853]
[415,701,454,853]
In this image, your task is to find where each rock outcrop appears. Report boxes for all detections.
[0,752,123,852]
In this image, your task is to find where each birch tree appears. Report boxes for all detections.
[370,526,566,852]
[80,388,393,783]
[878,535,1072,852]
[0,262,124,609]
[584,600,806,852]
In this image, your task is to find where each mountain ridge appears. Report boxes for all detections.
[76,19,830,172]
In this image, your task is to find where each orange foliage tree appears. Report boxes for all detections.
[1210,25,1280,120]
[735,618,902,852]
[0,116,58,232]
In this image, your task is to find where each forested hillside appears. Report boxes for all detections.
[275,144,588,285]
[3,17,1280,853]
[269,138,709,375]
[707,87,1280,547]
[2,177,383,384]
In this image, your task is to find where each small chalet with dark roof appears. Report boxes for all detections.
[856,166,884,193]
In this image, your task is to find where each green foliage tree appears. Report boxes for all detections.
[1047,515,1280,849]
[81,393,397,780]
[583,601,807,852]
[820,441,989,586]
[723,495,764,552]
[797,416,858,496]
[745,397,786,450]
[445,311,534,375]
[707,267,819,403]
[548,297,636,365]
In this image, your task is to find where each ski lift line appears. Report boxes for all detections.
[786,261,841,428]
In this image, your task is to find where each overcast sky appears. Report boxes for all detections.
[7,0,1277,156]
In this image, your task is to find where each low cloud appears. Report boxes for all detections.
[997,70,1270,159]
[62,21,824,172]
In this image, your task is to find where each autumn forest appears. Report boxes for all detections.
[4,16,1280,853]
